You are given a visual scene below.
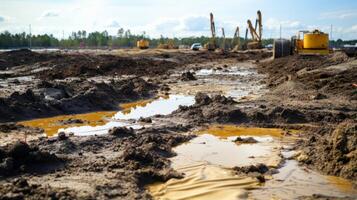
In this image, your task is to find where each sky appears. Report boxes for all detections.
[1,0,357,40]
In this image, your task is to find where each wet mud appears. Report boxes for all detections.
[0,49,356,199]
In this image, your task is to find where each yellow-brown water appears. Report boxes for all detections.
[148,125,357,200]
[19,95,194,136]
[19,111,116,136]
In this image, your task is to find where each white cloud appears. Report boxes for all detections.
[41,10,60,18]
[0,16,4,22]
[107,20,120,28]
[320,10,357,20]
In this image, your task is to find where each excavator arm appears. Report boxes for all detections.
[247,19,260,41]
[210,13,216,47]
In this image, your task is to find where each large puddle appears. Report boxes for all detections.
[19,95,195,136]
[171,62,266,101]
[148,125,357,200]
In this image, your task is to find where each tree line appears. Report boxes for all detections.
[0,29,355,49]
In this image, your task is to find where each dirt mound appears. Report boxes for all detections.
[0,141,62,176]
[36,54,178,80]
[0,77,157,122]
[297,120,357,181]
[0,49,61,70]
[258,52,356,99]
[172,93,247,124]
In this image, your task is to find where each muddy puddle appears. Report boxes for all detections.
[148,125,357,200]
[171,62,266,100]
[19,95,194,136]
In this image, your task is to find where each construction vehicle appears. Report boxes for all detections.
[231,26,240,51]
[204,13,216,51]
[274,29,330,58]
[157,39,178,49]
[137,39,149,49]
[246,10,263,49]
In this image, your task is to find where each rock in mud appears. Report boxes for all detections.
[57,132,68,141]
[181,71,197,81]
[108,127,134,137]
[234,136,258,144]
[233,163,269,175]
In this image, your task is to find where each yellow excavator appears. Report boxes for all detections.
[274,29,330,58]
[137,39,149,49]
[246,10,263,49]
[204,13,216,51]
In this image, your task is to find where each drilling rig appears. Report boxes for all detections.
[245,10,263,49]
[204,13,217,51]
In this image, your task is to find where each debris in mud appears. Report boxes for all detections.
[234,136,258,144]
[298,120,357,181]
[57,118,86,125]
[180,71,197,81]
[0,141,61,176]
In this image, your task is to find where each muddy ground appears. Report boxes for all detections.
[0,48,356,199]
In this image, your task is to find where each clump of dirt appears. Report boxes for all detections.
[108,127,135,137]
[0,141,62,176]
[180,71,197,81]
[0,77,157,122]
[172,93,247,124]
[233,163,271,183]
[297,120,357,181]
[234,136,258,144]
[0,49,62,70]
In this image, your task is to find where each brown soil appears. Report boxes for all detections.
[0,125,193,199]
[0,49,356,199]
[297,120,357,182]
[0,77,157,123]
[0,49,62,70]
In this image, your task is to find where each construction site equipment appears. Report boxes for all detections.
[274,29,330,58]
[246,10,263,49]
[221,28,226,50]
[157,39,178,49]
[231,26,240,51]
[294,30,329,55]
[204,13,216,51]
[273,39,291,58]
[137,39,149,49]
